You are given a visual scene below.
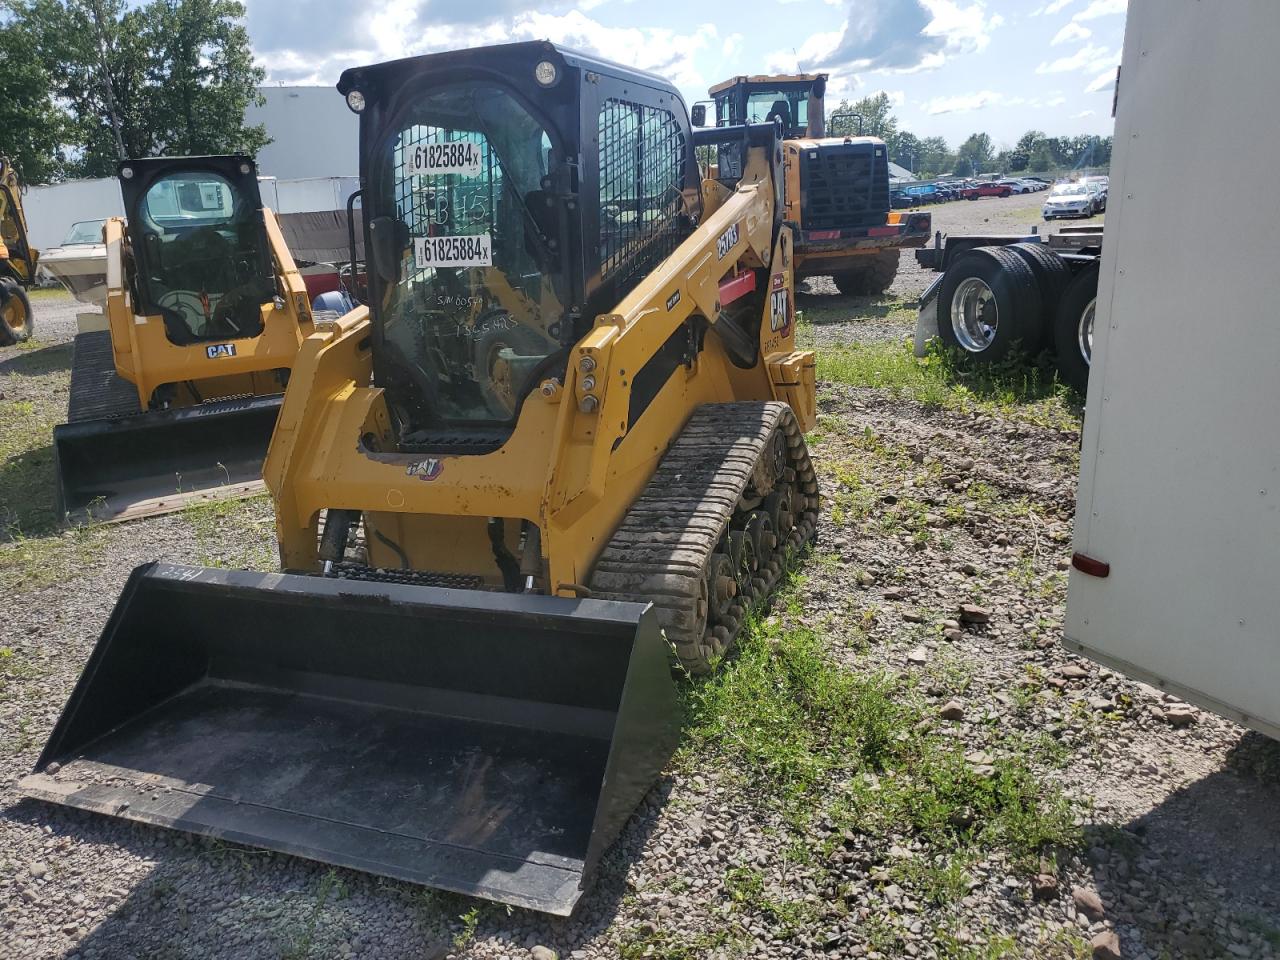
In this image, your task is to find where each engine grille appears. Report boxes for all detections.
[799,142,890,230]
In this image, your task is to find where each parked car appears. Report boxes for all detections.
[998,179,1033,194]
[1042,182,1098,219]
[889,190,917,209]
[960,182,1013,199]
[1082,176,1108,210]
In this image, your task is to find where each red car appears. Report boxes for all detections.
[960,182,1012,199]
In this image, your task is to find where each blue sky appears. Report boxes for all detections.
[245,0,1126,150]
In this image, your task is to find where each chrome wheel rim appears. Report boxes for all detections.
[1078,298,1096,365]
[950,276,997,352]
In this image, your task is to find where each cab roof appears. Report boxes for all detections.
[708,73,827,96]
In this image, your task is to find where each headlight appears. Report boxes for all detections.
[534,60,558,86]
[346,89,366,113]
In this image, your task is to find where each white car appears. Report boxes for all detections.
[1042,183,1097,219]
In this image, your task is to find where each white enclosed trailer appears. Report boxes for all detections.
[1064,0,1280,739]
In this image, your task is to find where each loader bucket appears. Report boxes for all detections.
[52,395,282,524]
[20,564,678,915]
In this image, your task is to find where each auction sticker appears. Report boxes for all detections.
[410,141,483,177]
[415,234,492,268]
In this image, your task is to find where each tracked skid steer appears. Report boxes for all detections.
[53,156,313,523]
[23,43,819,914]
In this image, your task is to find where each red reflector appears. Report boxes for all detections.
[1071,552,1111,578]
[717,269,757,307]
[868,226,899,237]
[807,229,840,241]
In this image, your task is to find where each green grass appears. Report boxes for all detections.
[181,494,277,570]
[818,338,1081,430]
[682,594,1080,871]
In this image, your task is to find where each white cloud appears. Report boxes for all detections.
[787,0,1003,78]
[1035,43,1117,75]
[919,0,1004,58]
[722,32,743,59]
[1073,0,1126,21]
[1073,109,1096,118]
[922,89,1001,115]
[1051,22,1091,45]
[1046,95,1066,106]
[1032,0,1073,13]
[1084,67,1117,93]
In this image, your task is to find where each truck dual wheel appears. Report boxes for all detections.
[1007,242,1071,326]
[0,282,32,346]
[937,246,1043,359]
[832,250,900,297]
[1053,262,1099,395]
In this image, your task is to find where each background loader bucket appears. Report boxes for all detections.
[20,564,678,915]
[52,395,282,524]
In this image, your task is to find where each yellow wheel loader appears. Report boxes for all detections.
[22,42,818,915]
[52,155,313,523]
[0,157,38,345]
[703,74,932,295]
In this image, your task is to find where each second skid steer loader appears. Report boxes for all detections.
[52,155,313,523]
[23,42,819,916]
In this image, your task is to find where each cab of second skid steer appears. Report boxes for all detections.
[52,155,313,523]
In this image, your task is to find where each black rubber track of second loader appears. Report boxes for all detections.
[66,331,142,422]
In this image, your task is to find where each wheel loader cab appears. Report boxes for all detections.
[343,43,699,447]
[709,76,819,139]
[120,157,275,347]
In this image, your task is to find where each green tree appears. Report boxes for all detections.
[830,92,898,143]
[892,131,922,174]
[1016,129,1047,156]
[0,9,70,182]
[917,136,953,179]
[955,132,994,175]
[11,0,267,177]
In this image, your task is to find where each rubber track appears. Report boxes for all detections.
[587,401,819,673]
[66,331,142,423]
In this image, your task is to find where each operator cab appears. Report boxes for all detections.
[708,74,828,140]
[118,156,276,347]
[340,41,700,449]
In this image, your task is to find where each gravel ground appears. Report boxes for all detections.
[26,289,92,346]
[3,197,1277,960]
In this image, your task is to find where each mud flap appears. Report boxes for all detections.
[914,274,944,358]
[20,564,678,915]
[52,395,282,524]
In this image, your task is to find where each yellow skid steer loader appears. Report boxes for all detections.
[53,156,313,523]
[23,42,818,915]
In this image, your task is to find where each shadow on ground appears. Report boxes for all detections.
[1085,744,1280,958]
[0,341,71,376]
[4,772,674,959]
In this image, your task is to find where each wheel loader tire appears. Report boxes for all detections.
[588,401,818,674]
[1007,242,1071,341]
[832,250,900,297]
[0,282,32,345]
[1053,262,1099,395]
[473,316,550,418]
[937,246,1043,361]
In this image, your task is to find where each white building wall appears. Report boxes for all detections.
[247,86,359,180]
